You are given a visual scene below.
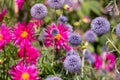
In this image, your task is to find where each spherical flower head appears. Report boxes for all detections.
[9,64,39,80]
[93,54,102,69]
[64,55,81,72]
[66,49,78,56]
[45,76,62,80]
[65,24,73,32]
[47,0,65,9]
[0,24,11,49]
[116,23,120,37]
[102,45,108,52]
[68,32,82,46]
[91,17,110,35]
[12,22,36,46]
[101,52,115,71]
[58,15,68,24]
[84,30,97,43]
[31,4,48,20]
[18,45,40,64]
[16,0,25,9]
[44,23,71,50]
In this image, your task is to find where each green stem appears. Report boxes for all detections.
[75,73,79,80]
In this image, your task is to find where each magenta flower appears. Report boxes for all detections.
[44,23,71,50]
[0,9,7,22]
[18,45,40,64]
[9,64,39,80]
[16,0,25,9]
[92,53,102,69]
[101,52,115,71]
[0,24,11,49]
[12,22,36,46]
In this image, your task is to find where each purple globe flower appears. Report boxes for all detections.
[45,76,62,80]
[58,15,68,24]
[84,30,97,43]
[66,49,78,56]
[116,23,120,37]
[68,33,82,46]
[47,0,65,9]
[65,24,73,32]
[91,17,110,35]
[30,4,48,20]
[64,55,81,72]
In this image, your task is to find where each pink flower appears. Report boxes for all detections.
[93,53,102,69]
[12,22,36,46]
[44,23,71,50]
[16,0,25,9]
[18,45,40,64]
[9,64,40,80]
[0,9,7,22]
[31,18,43,28]
[0,24,11,49]
[101,52,115,71]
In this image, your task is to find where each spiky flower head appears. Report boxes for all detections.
[45,76,62,80]
[66,49,78,56]
[58,15,68,24]
[9,64,39,80]
[47,0,65,9]
[31,4,48,20]
[68,32,82,46]
[64,55,81,72]
[84,30,97,43]
[91,17,110,35]
[116,23,120,37]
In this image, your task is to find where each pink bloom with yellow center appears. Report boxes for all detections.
[44,23,71,50]
[9,64,39,80]
[0,24,11,49]
[18,45,40,64]
[13,22,36,46]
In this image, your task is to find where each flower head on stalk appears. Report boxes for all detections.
[9,64,40,80]
[44,23,71,50]
[0,24,11,50]
[12,22,36,46]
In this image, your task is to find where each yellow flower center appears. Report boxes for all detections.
[21,31,28,38]
[0,33,3,41]
[22,72,30,80]
[54,34,62,41]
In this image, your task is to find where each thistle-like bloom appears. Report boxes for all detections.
[101,52,115,71]
[31,4,48,20]
[44,23,70,50]
[68,33,82,46]
[84,30,97,43]
[16,0,25,9]
[12,22,36,46]
[93,54,102,69]
[116,23,120,37]
[91,17,110,35]
[66,49,78,56]
[18,45,40,64]
[47,0,65,9]
[64,55,81,72]
[9,64,39,80]
[58,15,68,24]
[45,76,62,80]
[0,24,11,49]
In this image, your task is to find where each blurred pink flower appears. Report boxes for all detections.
[44,23,71,50]
[82,16,91,23]
[12,22,36,46]
[31,18,43,29]
[9,64,39,80]
[16,0,25,9]
[93,53,102,69]
[0,9,7,22]
[0,24,11,49]
[18,45,40,64]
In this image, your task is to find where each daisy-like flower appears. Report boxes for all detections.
[0,24,11,49]
[9,64,39,80]
[18,45,40,64]
[12,22,36,46]
[44,23,71,50]
[16,0,25,9]
[45,76,62,80]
